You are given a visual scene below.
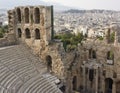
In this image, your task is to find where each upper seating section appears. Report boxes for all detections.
[0,45,62,93]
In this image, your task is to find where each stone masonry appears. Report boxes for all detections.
[0,5,120,93]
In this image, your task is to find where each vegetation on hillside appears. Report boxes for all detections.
[54,33,85,51]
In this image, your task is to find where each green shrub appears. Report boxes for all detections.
[67,45,77,51]
[54,33,85,51]
[98,36,104,40]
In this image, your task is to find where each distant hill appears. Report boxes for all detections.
[0,0,78,12]
[0,9,7,14]
[64,9,118,13]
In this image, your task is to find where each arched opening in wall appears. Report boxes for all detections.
[24,8,29,23]
[72,76,77,91]
[18,28,22,38]
[105,78,113,93]
[25,28,31,38]
[46,55,52,72]
[17,8,21,23]
[107,51,114,65]
[116,81,120,93]
[92,50,96,59]
[35,28,40,39]
[34,8,40,24]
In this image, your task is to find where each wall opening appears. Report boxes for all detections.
[92,50,96,59]
[34,8,40,24]
[89,49,92,59]
[18,28,22,38]
[46,55,52,72]
[17,8,21,23]
[25,28,31,38]
[107,51,114,60]
[116,81,120,93]
[107,51,114,65]
[35,28,40,39]
[89,69,94,82]
[105,78,113,93]
[24,8,29,23]
[72,76,77,91]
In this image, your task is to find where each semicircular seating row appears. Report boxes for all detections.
[0,45,62,93]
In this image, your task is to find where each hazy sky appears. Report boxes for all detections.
[43,0,120,10]
[0,0,119,10]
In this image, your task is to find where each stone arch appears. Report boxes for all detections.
[105,78,113,93]
[24,8,29,23]
[17,8,21,23]
[18,28,22,38]
[72,76,77,91]
[25,28,31,38]
[46,55,52,72]
[34,7,40,24]
[35,28,40,39]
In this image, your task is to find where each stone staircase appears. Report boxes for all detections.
[0,45,62,93]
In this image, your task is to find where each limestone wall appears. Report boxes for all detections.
[0,33,16,47]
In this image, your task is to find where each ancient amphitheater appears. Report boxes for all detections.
[0,5,64,93]
[0,45,62,93]
[1,4,120,93]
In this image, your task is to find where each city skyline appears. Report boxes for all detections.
[0,0,119,11]
[44,0,120,10]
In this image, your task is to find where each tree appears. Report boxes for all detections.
[54,33,85,51]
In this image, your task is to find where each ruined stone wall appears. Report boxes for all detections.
[8,5,120,93]
[56,25,120,93]
[0,33,16,47]
[79,25,120,93]
[0,10,16,47]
